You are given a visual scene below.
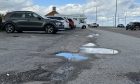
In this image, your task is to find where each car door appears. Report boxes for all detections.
[10,12,28,28]
[24,13,44,31]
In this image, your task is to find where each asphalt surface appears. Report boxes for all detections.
[0,28,140,84]
[97,27,140,38]
[68,28,140,84]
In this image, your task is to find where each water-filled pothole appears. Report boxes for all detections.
[80,48,119,54]
[56,52,88,61]
[82,43,96,47]
[87,33,99,38]
[126,72,140,84]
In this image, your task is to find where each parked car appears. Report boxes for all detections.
[89,23,99,28]
[46,16,70,29]
[73,18,87,29]
[1,11,64,34]
[126,22,140,30]
[117,24,125,28]
[67,18,75,29]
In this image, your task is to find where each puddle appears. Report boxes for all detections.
[126,72,140,84]
[80,48,119,54]
[87,33,99,38]
[56,52,88,61]
[83,43,96,47]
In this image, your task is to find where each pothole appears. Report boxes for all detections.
[80,48,119,54]
[55,51,88,61]
[0,69,51,84]
[0,62,75,84]
[126,72,140,84]
[82,43,96,47]
[13,36,19,37]
[87,33,99,38]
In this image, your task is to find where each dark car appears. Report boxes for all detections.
[117,24,125,28]
[1,11,64,34]
[126,22,140,30]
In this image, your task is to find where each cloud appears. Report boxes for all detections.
[0,0,140,26]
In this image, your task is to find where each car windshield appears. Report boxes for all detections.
[1,0,140,84]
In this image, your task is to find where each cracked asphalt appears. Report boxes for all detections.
[0,27,140,84]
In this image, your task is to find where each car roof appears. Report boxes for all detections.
[7,11,34,14]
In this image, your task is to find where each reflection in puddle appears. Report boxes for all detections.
[56,52,88,61]
[80,48,119,54]
[83,43,96,47]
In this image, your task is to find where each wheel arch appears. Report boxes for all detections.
[3,22,17,30]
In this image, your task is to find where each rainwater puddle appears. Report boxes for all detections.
[56,52,88,61]
[83,43,96,47]
[80,48,119,54]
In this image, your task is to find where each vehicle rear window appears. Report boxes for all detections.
[11,13,25,18]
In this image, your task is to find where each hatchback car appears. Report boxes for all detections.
[2,11,64,34]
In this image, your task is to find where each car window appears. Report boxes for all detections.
[32,13,40,18]
[11,13,25,18]
[25,13,32,18]
[56,17,64,20]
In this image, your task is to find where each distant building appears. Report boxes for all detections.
[46,7,59,16]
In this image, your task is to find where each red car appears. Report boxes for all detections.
[68,18,75,29]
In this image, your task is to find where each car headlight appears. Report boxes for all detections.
[56,22,63,26]
[56,22,61,26]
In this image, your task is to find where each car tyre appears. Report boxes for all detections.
[45,25,57,34]
[82,25,86,29]
[5,24,15,33]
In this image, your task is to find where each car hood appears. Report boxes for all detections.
[44,18,61,23]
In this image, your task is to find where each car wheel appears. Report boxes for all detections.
[82,25,86,29]
[45,25,57,34]
[5,24,15,33]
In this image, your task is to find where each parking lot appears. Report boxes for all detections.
[0,28,96,84]
[0,27,140,84]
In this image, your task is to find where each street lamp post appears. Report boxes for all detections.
[95,6,98,23]
[115,0,118,27]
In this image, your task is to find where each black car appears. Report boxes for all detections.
[117,24,125,28]
[1,11,64,34]
[126,22,140,30]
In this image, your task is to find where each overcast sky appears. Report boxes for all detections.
[0,0,140,26]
